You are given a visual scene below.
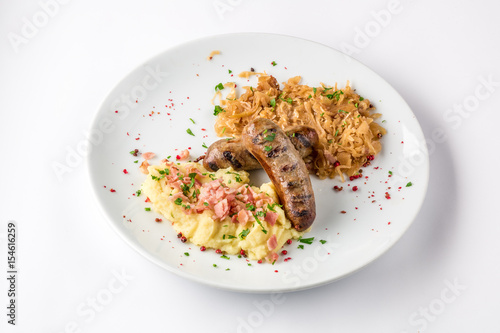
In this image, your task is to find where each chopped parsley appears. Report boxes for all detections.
[220,255,230,260]
[239,229,250,240]
[279,94,293,104]
[264,145,272,152]
[267,203,282,212]
[297,244,304,249]
[228,69,232,74]
[184,252,189,256]
[213,264,217,267]
[203,202,209,206]
[313,87,317,94]
[202,142,208,149]
[213,105,225,116]
[186,128,195,136]
[320,112,324,117]
[144,207,151,211]
[327,90,344,101]
[264,133,276,142]
[158,168,170,175]
[406,182,413,187]
[338,109,348,114]
[271,61,277,66]
[308,94,312,99]
[215,83,224,91]
[136,189,141,197]
[299,237,314,244]
[320,240,327,244]
[335,129,339,137]
[246,203,256,211]
[174,198,183,205]
[253,214,268,234]
[189,118,195,124]
[134,160,138,163]
[227,235,237,239]
[359,97,364,101]
[322,86,333,92]
[270,98,276,108]
[388,171,393,175]
[355,103,359,107]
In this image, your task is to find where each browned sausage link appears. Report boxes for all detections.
[203,126,318,172]
[203,137,261,172]
[242,118,316,231]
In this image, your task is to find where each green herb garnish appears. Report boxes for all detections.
[264,133,276,142]
[215,83,224,91]
[239,229,250,240]
[174,198,182,205]
[320,240,327,244]
[186,128,195,136]
[202,142,208,149]
[406,182,413,187]
[144,207,151,211]
[299,237,314,244]
[271,61,277,66]
[214,105,225,116]
[136,190,141,197]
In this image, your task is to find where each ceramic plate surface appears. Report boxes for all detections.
[87,33,429,292]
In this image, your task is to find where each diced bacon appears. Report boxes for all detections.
[324,150,337,164]
[267,235,278,251]
[238,210,249,225]
[141,152,156,160]
[264,211,278,226]
[177,149,190,160]
[266,251,279,263]
[139,160,149,174]
[214,199,229,220]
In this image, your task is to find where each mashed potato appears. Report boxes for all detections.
[141,161,303,261]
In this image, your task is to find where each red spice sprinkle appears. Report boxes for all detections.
[333,185,343,192]
[145,197,150,202]
[177,232,183,238]
[257,260,263,264]
[155,218,162,222]
[286,239,292,245]
[201,128,206,131]
[176,155,181,160]
[135,138,140,140]
[200,246,206,251]
[123,169,128,174]
[180,236,187,243]
[281,250,288,255]
[274,270,278,273]
[333,161,340,168]
[340,210,347,214]
[110,189,116,192]
[385,192,391,199]
[388,222,391,225]
[215,249,222,254]
[240,249,245,256]
[115,110,118,113]
[352,186,358,191]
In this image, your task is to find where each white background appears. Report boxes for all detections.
[1,0,499,332]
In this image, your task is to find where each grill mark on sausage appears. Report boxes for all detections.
[222,151,243,169]
[280,163,297,173]
[294,133,312,149]
[266,145,287,158]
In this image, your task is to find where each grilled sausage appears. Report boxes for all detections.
[242,118,316,231]
[203,125,318,172]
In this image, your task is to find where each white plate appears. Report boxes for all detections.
[87,33,429,293]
